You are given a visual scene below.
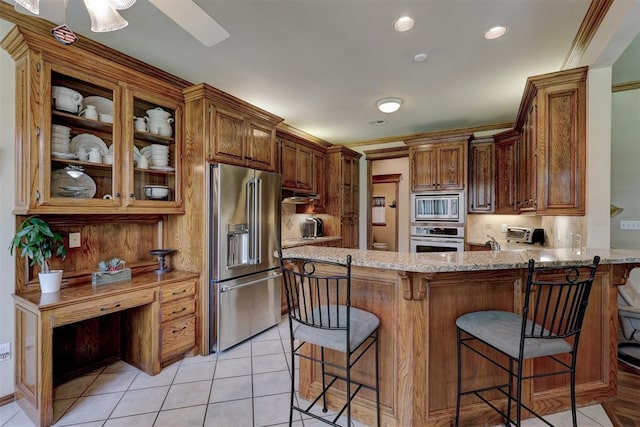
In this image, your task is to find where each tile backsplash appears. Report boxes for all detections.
[467,214,585,248]
[281,204,332,240]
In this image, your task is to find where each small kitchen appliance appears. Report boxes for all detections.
[411,193,464,223]
[505,227,545,245]
[302,217,323,238]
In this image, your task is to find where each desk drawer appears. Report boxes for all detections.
[161,298,196,323]
[161,315,196,361]
[52,289,155,327]
[160,280,197,303]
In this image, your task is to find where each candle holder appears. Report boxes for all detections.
[149,249,177,275]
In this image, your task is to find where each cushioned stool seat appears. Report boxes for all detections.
[279,251,381,427]
[455,256,600,427]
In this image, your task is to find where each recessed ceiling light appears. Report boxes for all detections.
[484,26,509,40]
[376,98,403,113]
[393,16,414,32]
[413,53,428,62]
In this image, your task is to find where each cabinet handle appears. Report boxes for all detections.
[36,127,40,136]
[246,156,253,160]
[172,307,187,314]
[100,303,121,311]
[172,289,187,295]
[130,193,135,198]
[172,326,187,333]
[35,191,40,201]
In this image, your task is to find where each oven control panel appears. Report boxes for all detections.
[411,225,464,238]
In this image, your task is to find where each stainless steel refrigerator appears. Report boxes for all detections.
[210,163,282,352]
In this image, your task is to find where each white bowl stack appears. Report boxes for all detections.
[142,144,170,167]
[51,124,72,153]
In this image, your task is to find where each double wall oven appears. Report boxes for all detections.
[410,192,465,253]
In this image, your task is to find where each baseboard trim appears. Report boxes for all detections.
[0,393,15,407]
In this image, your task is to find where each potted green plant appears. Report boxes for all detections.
[9,216,67,293]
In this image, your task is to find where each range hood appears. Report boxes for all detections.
[282,190,319,204]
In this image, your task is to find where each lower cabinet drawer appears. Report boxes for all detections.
[160,298,196,323]
[160,315,196,361]
[52,289,154,327]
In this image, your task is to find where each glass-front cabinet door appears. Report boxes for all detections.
[123,87,182,209]
[44,64,122,209]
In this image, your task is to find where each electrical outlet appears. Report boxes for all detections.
[69,232,81,248]
[620,221,640,230]
[501,223,508,233]
[0,342,10,361]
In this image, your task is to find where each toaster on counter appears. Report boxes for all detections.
[506,227,545,245]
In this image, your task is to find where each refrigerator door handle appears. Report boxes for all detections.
[255,178,262,265]
[247,177,256,264]
[220,271,282,292]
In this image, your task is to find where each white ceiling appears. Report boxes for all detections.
[4,0,639,144]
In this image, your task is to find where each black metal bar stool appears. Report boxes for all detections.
[455,256,600,427]
[278,251,381,427]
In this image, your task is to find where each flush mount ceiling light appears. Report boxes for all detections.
[413,52,428,63]
[376,98,403,114]
[393,16,415,32]
[484,26,509,40]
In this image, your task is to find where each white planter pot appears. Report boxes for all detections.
[38,270,63,293]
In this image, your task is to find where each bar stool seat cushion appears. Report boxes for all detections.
[456,310,572,359]
[294,304,380,353]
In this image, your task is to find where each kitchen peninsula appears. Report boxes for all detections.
[280,246,640,426]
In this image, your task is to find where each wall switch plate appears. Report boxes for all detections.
[69,232,81,248]
[620,220,640,230]
[0,342,10,361]
[501,223,508,233]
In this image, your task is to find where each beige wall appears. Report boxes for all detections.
[0,19,16,397]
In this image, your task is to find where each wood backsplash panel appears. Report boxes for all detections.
[19,216,164,292]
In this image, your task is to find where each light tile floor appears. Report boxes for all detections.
[0,317,614,427]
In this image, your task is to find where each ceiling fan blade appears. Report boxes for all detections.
[14,0,67,24]
[148,0,229,47]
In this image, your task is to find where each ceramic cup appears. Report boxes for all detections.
[134,117,148,132]
[138,155,148,169]
[99,113,113,123]
[79,105,98,120]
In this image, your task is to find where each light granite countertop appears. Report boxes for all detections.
[281,236,342,249]
[280,246,640,273]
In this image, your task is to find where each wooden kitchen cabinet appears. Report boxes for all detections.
[278,127,328,211]
[511,66,587,215]
[158,279,197,364]
[197,84,283,172]
[280,138,313,191]
[325,146,361,248]
[468,138,495,213]
[406,135,468,192]
[493,130,519,214]
[1,26,185,214]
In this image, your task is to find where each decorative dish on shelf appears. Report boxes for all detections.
[52,152,77,160]
[70,133,108,155]
[51,169,96,198]
[83,96,113,115]
[149,166,175,172]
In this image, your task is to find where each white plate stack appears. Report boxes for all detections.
[141,144,170,167]
[51,124,72,155]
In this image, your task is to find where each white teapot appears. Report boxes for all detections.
[146,107,173,136]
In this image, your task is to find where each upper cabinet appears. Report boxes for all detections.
[468,137,495,213]
[406,135,469,192]
[277,126,329,212]
[512,67,587,216]
[493,130,519,214]
[2,26,186,214]
[184,84,282,173]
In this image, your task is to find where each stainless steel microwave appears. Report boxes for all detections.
[411,193,464,222]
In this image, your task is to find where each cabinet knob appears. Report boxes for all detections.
[130,193,135,198]
[115,192,121,198]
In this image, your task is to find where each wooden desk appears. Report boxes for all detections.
[12,271,199,427]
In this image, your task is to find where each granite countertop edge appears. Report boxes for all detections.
[279,247,640,273]
[281,236,342,249]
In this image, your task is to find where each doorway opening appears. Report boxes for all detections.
[369,174,401,251]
